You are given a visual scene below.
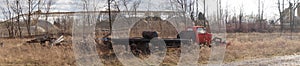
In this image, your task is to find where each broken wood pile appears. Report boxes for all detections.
[26,35,65,47]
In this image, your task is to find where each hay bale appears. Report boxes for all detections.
[130,17,178,38]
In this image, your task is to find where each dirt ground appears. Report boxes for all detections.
[224,54,300,66]
[0,33,299,66]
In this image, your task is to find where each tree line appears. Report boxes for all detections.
[0,0,55,38]
[2,0,297,38]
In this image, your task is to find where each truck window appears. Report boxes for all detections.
[187,28,193,31]
[197,28,206,34]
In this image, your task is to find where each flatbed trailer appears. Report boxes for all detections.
[103,37,193,55]
[109,37,192,48]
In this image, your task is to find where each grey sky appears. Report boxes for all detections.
[222,0,297,20]
[0,0,297,21]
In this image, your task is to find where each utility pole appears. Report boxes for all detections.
[258,0,260,21]
[281,0,285,34]
[28,0,32,36]
[258,0,262,31]
[196,0,198,17]
[203,0,206,16]
[17,0,22,37]
[108,0,112,34]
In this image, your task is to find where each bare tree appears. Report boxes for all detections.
[26,0,39,36]
[10,0,23,37]
[288,0,300,33]
[118,0,141,15]
[224,2,229,24]
[110,0,121,11]
[42,0,55,34]
[120,0,129,11]
[170,0,200,26]
[239,5,244,32]
[77,0,106,34]
[81,0,89,11]
[112,0,142,18]
[43,0,55,21]
[2,0,15,37]
[232,8,238,30]
[175,0,196,21]
[277,0,285,34]
[131,0,141,16]
[258,0,265,32]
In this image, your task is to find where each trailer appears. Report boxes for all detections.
[101,26,217,55]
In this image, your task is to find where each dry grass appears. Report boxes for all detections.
[160,33,300,65]
[224,33,300,63]
[0,33,300,65]
[0,38,75,66]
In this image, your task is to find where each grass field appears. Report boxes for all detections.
[0,33,299,65]
[224,33,300,62]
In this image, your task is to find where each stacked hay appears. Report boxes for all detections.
[130,17,178,38]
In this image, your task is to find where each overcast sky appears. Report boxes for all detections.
[221,0,290,20]
[0,0,297,21]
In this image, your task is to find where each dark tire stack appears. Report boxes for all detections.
[142,31,158,39]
